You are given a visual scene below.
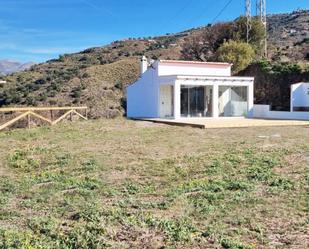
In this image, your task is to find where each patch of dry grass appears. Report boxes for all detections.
[0,119,308,248]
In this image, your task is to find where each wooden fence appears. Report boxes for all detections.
[0,106,88,131]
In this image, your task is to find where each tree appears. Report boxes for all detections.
[181,35,207,61]
[181,22,234,61]
[181,18,265,62]
[232,16,266,51]
[216,40,255,73]
[250,18,266,48]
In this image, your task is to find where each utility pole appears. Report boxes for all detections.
[245,0,252,43]
[256,0,267,57]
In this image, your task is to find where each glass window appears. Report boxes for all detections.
[181,85,212,117]
[219,86,248,117]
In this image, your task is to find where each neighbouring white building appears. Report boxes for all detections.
[290,82,309,112]
[127,57,254,119]
[0,80,6,84]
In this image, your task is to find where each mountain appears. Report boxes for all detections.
[267,10,309,62]
[0,60,36,75]
[0,10,308,117]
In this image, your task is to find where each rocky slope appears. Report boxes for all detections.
[267,10,309,62]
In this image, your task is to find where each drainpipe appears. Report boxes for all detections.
[290,85,293,112]
[212,85,219,118]
[140,56,148,76]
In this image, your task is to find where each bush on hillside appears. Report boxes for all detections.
[181,23,234,61]
[181,17,265,62]
[232,16,266,49]
[256,60,303,74]
[216,41,255,73]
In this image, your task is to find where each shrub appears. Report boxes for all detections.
[82,72,90,78]
[58,55,66,62]
[269,177,294,190]
[272,63,302,74]
[220,237,251,249]
[34,78,46,85]
[217,40,255,73]
[114,81,123,90]
[8,149,41,171]
[25,96,37,106]
[36,92,47,102]
[71,86,82,99]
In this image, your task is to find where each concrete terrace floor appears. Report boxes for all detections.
[135,117,309,129]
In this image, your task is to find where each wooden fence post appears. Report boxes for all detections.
[27,113,31,129]
[50,110,54,122]
[0,106,87,131]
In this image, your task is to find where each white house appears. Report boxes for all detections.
[290,82,309,112]
[127,57,254,119]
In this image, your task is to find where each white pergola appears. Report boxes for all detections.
[159,75,254,119]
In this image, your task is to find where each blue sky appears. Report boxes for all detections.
[0,0,308,63]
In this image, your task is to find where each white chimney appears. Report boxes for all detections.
[140,56,148,75]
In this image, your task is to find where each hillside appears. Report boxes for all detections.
[0,10,308,117]
[0,120,308,248]
[267,10,309,62]
[1,59,140,118]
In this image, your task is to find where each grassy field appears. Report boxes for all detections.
[0,119,308,249]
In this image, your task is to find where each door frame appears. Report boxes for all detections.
[159,85,174,118]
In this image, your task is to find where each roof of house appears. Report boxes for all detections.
[291,82,309,85]
[158,59,232,67]
[160,75,254,81]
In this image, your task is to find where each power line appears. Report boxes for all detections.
[187,0,220,27]
[211,0,234,24]
[168,0,193,26]
[79,0,117,18]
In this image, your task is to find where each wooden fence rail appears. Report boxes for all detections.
[0,106,87,131]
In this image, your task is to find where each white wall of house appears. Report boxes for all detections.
[253,105,309,120]
[157,62,231,77]
[127,69,159,118]
[291,82,309,111]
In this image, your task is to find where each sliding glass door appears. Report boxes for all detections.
[181,85,212,117]
[181,87,189,116]
[218,86,248,117]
